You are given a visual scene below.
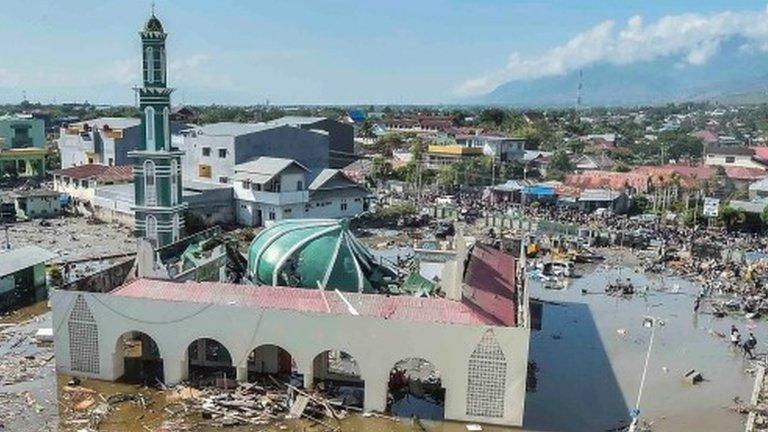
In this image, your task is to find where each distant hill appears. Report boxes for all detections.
[468,37,768,107]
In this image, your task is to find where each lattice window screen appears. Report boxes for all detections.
[68,295,100,374]
[466,329,507,418]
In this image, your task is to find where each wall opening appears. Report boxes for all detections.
[115,331,164,386]
[186,338,235,385]
[387,358,444,420]
[246,344,300,385]
[312,350,364,408]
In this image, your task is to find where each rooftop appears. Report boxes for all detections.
[267,116,327,126]
[112,278,502,326]
[189,122,282,137]
[69,117,141,130]
[0,246,57,277]
[52,164,133,183]
[233,157,309,183]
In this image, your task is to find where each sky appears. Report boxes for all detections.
[0,0,766,105]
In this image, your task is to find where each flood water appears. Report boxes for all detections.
[525,252,758,432]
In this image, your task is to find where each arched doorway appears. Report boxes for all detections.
[312,350,364,408]
[387,358,444,420]
[186,338,235,384]
[246,344,299,384]
[115,331,164,385]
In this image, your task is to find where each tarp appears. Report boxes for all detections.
[523,185,556,196]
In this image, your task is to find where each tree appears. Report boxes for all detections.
[547,150,574,180]
[479,108,506,127]
[761,205,768,227]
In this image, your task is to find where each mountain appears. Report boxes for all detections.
[470,38,768,107]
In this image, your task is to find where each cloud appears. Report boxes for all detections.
[456,7,768,96]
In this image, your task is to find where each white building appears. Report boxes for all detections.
[51,241,531,426]
[57,118,142,168]
[234,157,369,226]
[52,164,133,204]
[705,145,767,170]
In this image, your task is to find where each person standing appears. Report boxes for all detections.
[731,325,741,347]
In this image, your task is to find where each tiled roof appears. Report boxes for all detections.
[51,164,133,182]
[631,164,713,189]
[565,170,649,193]
[724,166,767,181]
[112,279,503,326]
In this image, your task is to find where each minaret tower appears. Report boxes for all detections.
[129,10,186,247]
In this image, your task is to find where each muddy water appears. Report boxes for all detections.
[526,258,757,432]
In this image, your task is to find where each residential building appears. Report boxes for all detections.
[385,115,456,133]
[175,122,329,185]
[233,157,369,226]
[266,116,355,168]
[233,157,310,226]
[8,190,63,219]
[704,145,768,170]
[57,117,142,168]
[128,13,187,248]
[578,189,630,214]
[424,145,484,169]
[0,115,46,177]
[572,154,615,171]
[749,178,768,200]
[307,168,369,219]
[0,246,56,312]
[455,134,526,162]
[52,164,133,203]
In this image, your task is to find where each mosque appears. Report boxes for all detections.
[51,12,532,427]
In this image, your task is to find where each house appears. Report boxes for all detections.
[233,157,370,226]
[52,164,133,203]
[578,189,630,214]
[571,154,615,171]
[8,190,63,219]
[424,145,484,169]
[169,106,199,124]
[233,157,310,226]
[385,116,456,133]
[749,178,768,200]
[307,169,369,219]
[0,115,47,177]
[0,245,56,312]
[581,133,619,149]
[704,145,768,170]
[57,117,142,168]
[455,134,526,162]
[565,171,650,194]
[266,116,355,168]
[175,122,329,185]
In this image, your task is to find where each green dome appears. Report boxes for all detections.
[144,14,164,33]
[247,219,392,293]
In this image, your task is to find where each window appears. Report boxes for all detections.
[144,160,157,205]
[218,176,228,184]
[170,160,178,205]
[153,47,162,82]
[146,47,154,84]
[218,148,227,158]
[202,147,211,157]
[297,180,303,190]
[198,164,211,178]
[145,107,156,151]
[341,202,348,211]
[252,183,262,191]
[108,158,114,166]
[145,215,158,244]
[725,156,735,163]
[159,48,166,83]
[268,211,276,220]
[466,329,507,418]
[284,208,292,215]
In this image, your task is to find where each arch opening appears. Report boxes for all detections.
[311,350,364,408]
[246,344,300,385]
[387,358,444,420]
[115,331,164,386]
[186,338,235,385]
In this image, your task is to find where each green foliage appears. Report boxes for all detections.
[546,150,574,180]
[184,211,208,235]
[761,205,768,226]
[373,202,418,220]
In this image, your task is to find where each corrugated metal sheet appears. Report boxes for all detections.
[112,279,500,326]
[0,246,57,277]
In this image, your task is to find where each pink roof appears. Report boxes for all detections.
[631,164,714,188]
[691,130,719,144]
[113,279,504,327]
[464,244,517,326]
[565,170,650,193]
[753,146,768,163]
[724,166,768,181]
